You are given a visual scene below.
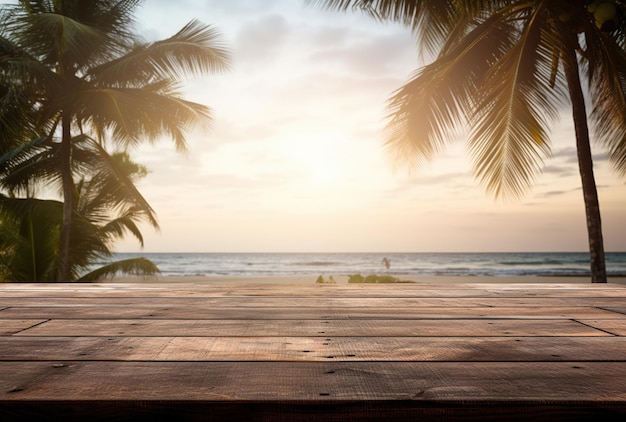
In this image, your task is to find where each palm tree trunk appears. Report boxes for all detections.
[563,46,607,283]
[57,115,73,281]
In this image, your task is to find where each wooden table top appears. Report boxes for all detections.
[2,280,626,421]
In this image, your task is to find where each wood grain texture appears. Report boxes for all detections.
[2,361,626,401]
[2,281,626,420]
[2,336,626,361]
[2,306,623,320]
[13,318,609,337]
[3,296,626,307]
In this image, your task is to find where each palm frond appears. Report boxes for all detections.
[10,11,104,68]
[0,196,60,281]
[385,65,464,168]
[76,82,211,150]
[77,257,160,282]
[70,0,141,54]
[384,8,510,169]
[0,135,50,171]
[90,19,229,86]
[308,1,497,55]
[7,0,145,69]
[585,28,626,174]
[98,209,145,246]
[140,19,231,78]
[0,32,60,95]
[70,139,159,230]
[468,4,564,198]
[0,136,61,195]
[66,212,112,279]
[0,79,39,149]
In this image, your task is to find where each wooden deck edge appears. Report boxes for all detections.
[2,399,626,421]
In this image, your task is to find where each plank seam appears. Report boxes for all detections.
[572,319,619,336]
[10,319,51,335]
[596,307,626,317]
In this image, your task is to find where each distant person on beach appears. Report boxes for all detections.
[382,257,390,270]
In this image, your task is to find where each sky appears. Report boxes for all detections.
[113,0,626,253]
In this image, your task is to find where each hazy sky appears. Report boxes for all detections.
[116,0,625,253]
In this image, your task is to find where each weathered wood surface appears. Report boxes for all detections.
[11,318,611,337]
[2,281,626,421]
[2,305,623,320]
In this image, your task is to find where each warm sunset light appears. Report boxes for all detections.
[81,0,625,254]
[3,0,625,279]
[4,4,626,418]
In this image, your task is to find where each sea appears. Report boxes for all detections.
[110,252,626,278]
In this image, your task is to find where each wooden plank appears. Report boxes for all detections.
[2,361,626,402]
[1,400,625,422]
[1,306,622,320]
[2,282,625,298]
[3,296,626,308]
[2,336,626,362]
[14,318,609,337]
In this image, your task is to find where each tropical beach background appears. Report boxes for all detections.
[2,1,626,283]
[120,1,626,256]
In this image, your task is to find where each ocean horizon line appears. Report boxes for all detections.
[106,252,626,278]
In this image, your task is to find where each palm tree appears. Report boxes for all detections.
[310,0,626,283]
[0,195,161,282]
[0,0,229,281]
[0,150,160,282]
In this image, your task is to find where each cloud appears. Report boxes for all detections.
[594,152,611,162]
[306,28,417,76]
[235,14,291,66]
[541,190,571,197]
[377,171,474,201]
[201,0,284,15]
[552,146,577,162]
[553,146,610,164]
[542,164,575,177]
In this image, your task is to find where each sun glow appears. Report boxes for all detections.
[309,163,338,184]
[288,133,343,185]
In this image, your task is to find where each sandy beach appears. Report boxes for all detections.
[105,274,626,285]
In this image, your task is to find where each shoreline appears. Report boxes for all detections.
[103,274,626,285]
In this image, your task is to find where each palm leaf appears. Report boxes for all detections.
[585,28,626,174]
[0,135,50,171]
[77,257,160,282]
[0,79,39,149]
[308,1,497,55]
[0,23,59,86]
[90,19,229,85]
[0,136,61,195]
[0,196,60,281]
[6,0,141,69]
[384,9,510,168]
[75,82,211,151]
[97,209,146,246]
[81,139,159,229]
[18,12,102,65]
[468,4,564,198]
